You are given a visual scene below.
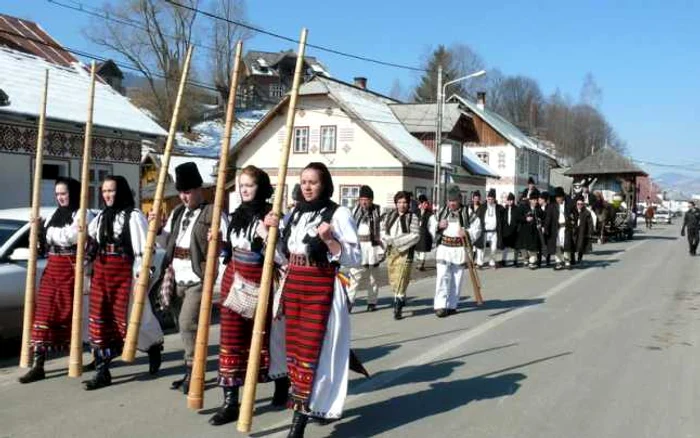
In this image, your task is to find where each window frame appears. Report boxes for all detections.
[498,151,506,169]
[88,163,114,210]
[319,125,337,154]
[339,184,361,209]
[293,126,309,154]
[476,151,490,166]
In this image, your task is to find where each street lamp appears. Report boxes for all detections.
[434,69,486,206]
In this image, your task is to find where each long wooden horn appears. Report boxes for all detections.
[122,46,194,362]
[187,40,244,410]
[19,70,50,369]
[67,62,98,377]
[237,28,308,434]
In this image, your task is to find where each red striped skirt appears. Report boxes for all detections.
[283,261,336,412]
[31,254,76,353]
[218,250,270,387]
[88,254,133,358]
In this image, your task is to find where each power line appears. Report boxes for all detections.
[164,0,428,73]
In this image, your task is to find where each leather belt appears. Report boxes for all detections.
[101,243,126,255]
[48,245,77,255]
[289,253,333,268]
[173,247,191,259]
[440,236,464,247]
[359,235,372,242]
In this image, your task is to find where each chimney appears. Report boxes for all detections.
[476,91,486,110]
[353,77,367,90]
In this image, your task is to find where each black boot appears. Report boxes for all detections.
[208,386,240,426]
[84,356,112,391]
[393,297,404,320]
[171,364,191,394]
[147,343,163,375]
[287,411,309,438]
[18,350,46,384]
[271,377,291,407]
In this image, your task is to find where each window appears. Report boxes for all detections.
[293,127,309,153]
[269,83,284,98]
[476,152,489,165]
[33,159,70,207]
[320,126,337,153]
[498,152,506,169]
[340,185,360,209]
[88,164,113,209]
[528,152,539,175]
[518,151,527,175]
[415,186,428,199]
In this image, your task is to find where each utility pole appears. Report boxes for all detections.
[434,64,443,207]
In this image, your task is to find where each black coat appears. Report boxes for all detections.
[502,205,521,248]
[516,205,545,252]
[573,207,594,254]
[543,201,575,255]
[474,203,505,250]
[415,208,434,252]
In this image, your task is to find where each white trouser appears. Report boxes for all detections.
[434,262,464,310]
[501,247,517,263]
[476,231,498,266]
[347,265,379,305]
[415,251,427,262]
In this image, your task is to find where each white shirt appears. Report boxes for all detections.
[88,209,149,277]
[45,210,95,247]
[484,204,497,231]
[558,203,566,225]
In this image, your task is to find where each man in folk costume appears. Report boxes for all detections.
[348,185,383,311]
[474,188,505,269]
[681,201,700,256]
[516,190,545,269]
[520,176,538,205]
[154,162,228,394]
[431,186,481,317]
[538,191,552,267]
[571,195,595,265]
[580,183,597,207]
[414,194,434,271]
[381,191,420,320]
[468,190,482,218]
[501,193,521,267]
[545,187,575,270]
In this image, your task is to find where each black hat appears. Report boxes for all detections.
[529,190,540,200]
[471,190,481,199]
[539,191,550,201]
[554,186,566,199]
[292,183,302,202]
[487,188,496,199]
[574,194,585,202]
[418,194,429,203]
[175,162,203,191]
[527,177,536,185]
[447,186,462,202]
[507,192,515,201]
[359,185,374,199]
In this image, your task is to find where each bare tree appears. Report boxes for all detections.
[209,0,251,104]
[85,0,202,127]
[579,72,603,108]
[412,43,486,102]
[489,75,544,134]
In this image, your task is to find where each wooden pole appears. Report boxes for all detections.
[463,233,484,306]
[237,28,308,434]
[68,63,98,377]
[19,70,50,369]
[122,46,194,362]
[187,40,244,410]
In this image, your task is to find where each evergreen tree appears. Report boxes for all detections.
[413,45,459,102]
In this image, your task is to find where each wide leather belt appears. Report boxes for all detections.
[289,253,333,268]
[440,236,464,247]
[101,243,126,255]
[48,245,77,255]
[173,247,191,259]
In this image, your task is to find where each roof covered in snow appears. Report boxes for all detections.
[174,110,268,158]
[461,146,500,178]
[297,75,436,166]
[244,50,329,77]
[449,94,555,160]
[0,47,166,137]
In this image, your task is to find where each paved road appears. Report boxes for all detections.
[1,223,695,438]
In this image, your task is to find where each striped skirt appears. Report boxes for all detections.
[218,249,270,387]
[31,253,76,353]
[283,262,336,413]
[88,254,133,359]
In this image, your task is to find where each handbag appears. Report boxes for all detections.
[223,272,261,319]
[158,264,176,310]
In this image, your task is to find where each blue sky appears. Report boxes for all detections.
[4,0,699,177]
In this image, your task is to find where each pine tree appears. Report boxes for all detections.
[412,45,459,102]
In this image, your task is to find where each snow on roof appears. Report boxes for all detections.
[0,47,166,137]
[175,110,268,158]
[300,76,435,166]
[461,146,500,178]
[449,94,555,160]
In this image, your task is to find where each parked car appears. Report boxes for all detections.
[653,208,672,224]
[0,208,168,340]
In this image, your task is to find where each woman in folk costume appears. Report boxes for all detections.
[414,194,434,271]
[381,191,420,320]
[208,165,289,426]
[272,162,361,437]
[84,175,163,390]
[516,190,546,269]
[348,185,383,311]
[431,186,481,317]
[474,188,505,269]
[19,178,94,384]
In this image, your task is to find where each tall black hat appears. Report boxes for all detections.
[175,162,203,191]
[507,192,515,201]
[359,185,374,199]
[554,186,566,199]
[487,188,496,199]
[527,176,536,185]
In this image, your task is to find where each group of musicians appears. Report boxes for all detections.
[18,162,598,437]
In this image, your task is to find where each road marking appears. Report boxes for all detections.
[260,236,653,436]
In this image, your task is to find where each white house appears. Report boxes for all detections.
[0,14,166,209]
[228,75,498,211]
[449,93,558,201]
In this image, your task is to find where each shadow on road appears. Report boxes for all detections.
[635,234,678,241]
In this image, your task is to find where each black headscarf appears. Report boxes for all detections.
[228,168,273,236]
[99,175,135,249]
[46,177,81,229]
[295,162,335,215]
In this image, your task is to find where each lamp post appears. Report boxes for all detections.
[434,68,486,206]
